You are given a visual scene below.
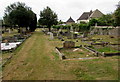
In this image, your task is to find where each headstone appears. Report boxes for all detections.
[73,34,78,39]
[53,33,57,36]
[9,29,11,33]
[58,36,62,40]
[63,41,75,48]
[50,32,54,39]
[66,32,72,39]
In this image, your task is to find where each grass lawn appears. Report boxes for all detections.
[90,35,119,44]
[2,28,119,80]
[2,29,20,38]
[60,48,94,58]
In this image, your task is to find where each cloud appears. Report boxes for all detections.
[0,0,119,21]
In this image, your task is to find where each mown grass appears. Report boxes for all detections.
[2,28,119,80]
[61,48,94,58]
[2,29,19,38]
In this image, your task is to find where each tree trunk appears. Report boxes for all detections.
[48,27,51,32]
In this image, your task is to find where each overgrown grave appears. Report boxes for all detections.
[85,40,120,57]
[55,41,99,60]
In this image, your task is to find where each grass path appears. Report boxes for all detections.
[3,31,74,80]
[3,29,119,80]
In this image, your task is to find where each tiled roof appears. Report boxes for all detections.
[77,9,103,21]
[66,17,75,22]
[77,12,90,20]
[89,9,104,18]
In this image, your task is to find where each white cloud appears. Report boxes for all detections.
[0,0,119,21]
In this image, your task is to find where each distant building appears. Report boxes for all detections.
[66,17,75,25]
[77,9,104,23]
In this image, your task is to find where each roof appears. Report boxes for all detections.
[77,9,103,21]
[89,9,104,18]
[66,17,75,22]
[77,12,90,20]
[77,11,92,20]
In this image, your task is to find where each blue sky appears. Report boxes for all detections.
[0,0,119,22]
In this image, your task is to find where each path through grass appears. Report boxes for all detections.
[3,29,119,80]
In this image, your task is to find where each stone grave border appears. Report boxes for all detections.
[55,44,119,60]
[2,33,32,67]
[83,45,120,57]
[55,46,100,60]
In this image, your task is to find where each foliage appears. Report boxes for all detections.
[63,25,71,30]
[78,23,90,32]
[57,20,64,24]
[97,14,114,26]
[38,6,58,31]
[89,14,114,26]
[89,18,98,26]
[3,2,37,32]
[114,6,120,26]
[71,23,79,31]
[52,25,62,30]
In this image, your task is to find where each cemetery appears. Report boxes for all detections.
[41,26,120,60]
[1,28,119,80]
[1,28,32,66]
[1,1,120,80]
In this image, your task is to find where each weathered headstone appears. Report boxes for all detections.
[73,34,78,39]
[63,41,75,48]
[9,29,11,33]
[50,32,54,39]
[53,33,57,36]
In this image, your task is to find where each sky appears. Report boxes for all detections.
[0,0,119,22]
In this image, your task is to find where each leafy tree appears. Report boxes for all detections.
[58,20,64,25]
[89,18,98,26]
[4,2,31,26]
[9,5,30,27]
[78,23,90,37]
[38,6,58,31]
[97,14,114,26]
[71,23,79,31]
[29,13,37,32]
[114,4,120,26]
[78,23,90,32]
[3,2,37,32]
[52,25,62,31]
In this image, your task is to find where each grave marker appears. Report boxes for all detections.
[63,41,75,48]
[50,32,54,39]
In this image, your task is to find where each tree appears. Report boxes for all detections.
[38,6,58,31]
[3,2,37,32]
[58,20,64,25]
[114,4,120,26]
[27,10,37,32]
[71,23,79,32]
[89,18,98,26]
[97,14,114,26]
[78,23,90,37]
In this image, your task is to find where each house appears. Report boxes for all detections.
[66,17,75,25]
[77,9,104,23]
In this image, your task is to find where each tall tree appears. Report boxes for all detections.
[97,14,114,26]
[3,2,37,32]
[38,6,58,31]
[114,2,120,26]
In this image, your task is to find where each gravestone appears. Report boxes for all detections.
[58,35,62,40]
[63,41,75,48]
[73,34,78,39]
[9,29,11,33]
[50,32,54,39]
[53,33,57,36]
[66,32,72,39]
